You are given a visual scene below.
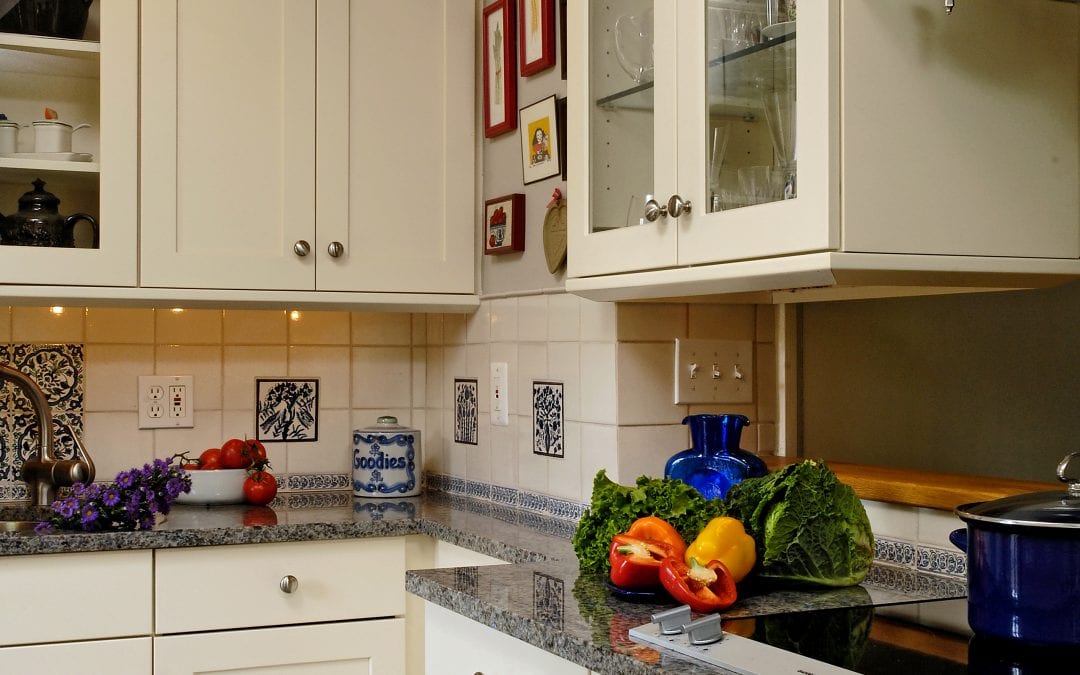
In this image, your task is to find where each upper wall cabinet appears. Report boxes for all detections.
[566,0,1080,302]
[140,0,474,296]
[0,0,138,287]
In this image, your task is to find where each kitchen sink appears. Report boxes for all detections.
[0,520,40,533]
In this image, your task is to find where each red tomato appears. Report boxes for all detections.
[244,470,278,506]
[181,462,200,471]
[243,438,267,462]
[221,438,252,469]
[198,448,223,470]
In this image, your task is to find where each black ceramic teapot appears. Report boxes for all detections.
[0,178,99,248]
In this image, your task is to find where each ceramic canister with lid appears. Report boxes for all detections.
[352,416,421,498]
[0,116,18,154]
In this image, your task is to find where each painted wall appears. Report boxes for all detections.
[801,280,1080,482]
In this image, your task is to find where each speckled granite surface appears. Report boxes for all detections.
[0,491,966,674]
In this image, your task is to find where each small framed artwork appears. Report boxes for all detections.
[484,193,525,254]
[256,378,319,442]
[519,95,562,185]
[519,0,555,76]
[483,0,517,138]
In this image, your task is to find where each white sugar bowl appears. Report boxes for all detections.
[352,416,421,498]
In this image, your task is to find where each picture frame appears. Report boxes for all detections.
[484,193,526,255]
[556,96,567,180]
[519,95,562,185]
[483,0,517,138]
[519,0,555,76]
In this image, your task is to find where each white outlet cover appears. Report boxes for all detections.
[138,375,194,429]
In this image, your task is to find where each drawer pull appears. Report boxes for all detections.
[279,574,299,594]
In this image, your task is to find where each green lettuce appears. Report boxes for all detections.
[724,460,873,587]
[572,470,725,574]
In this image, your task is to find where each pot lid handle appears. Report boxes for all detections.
[1056,452,1080,497]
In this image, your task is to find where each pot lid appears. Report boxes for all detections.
[955,452,1080,529]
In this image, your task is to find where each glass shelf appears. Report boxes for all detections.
[596,31,795,115]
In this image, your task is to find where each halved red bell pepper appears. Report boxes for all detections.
[624,516,688,561]
[608,534,675,590]
[659,556,738,613]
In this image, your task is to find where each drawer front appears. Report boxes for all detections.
[154,618,405,675]
[0,550,152,646]
[0,637,151,674]
[155,538,405,633]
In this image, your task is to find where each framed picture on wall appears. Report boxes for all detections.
[519,95,561,185]
[519,0,555,76]
[484,193,525,254]
[483,0,517,138]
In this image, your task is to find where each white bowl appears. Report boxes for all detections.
[176,468,246,505]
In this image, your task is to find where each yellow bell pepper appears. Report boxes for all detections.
[685,516,756,583]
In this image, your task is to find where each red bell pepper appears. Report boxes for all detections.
[608,534,675,590]
[624,516,688,561]
[659,556,738,613]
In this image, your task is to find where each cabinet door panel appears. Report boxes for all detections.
[154,619,405,675]
[316,0,474,293]
[141,0,314,290]
[568,0,680,277]
[0,637,151,674]
[0,550,151,647]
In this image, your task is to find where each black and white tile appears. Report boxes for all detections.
[453,378,478,445]
[532,381,563,457]
[255,378,319,442]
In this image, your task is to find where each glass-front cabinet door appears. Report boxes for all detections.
[569,0,833,279]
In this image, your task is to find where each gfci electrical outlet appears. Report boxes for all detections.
[139,375,194,429]
[491,362,509,426]
[674,339,753,404]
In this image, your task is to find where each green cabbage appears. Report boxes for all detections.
[724,460,873,587]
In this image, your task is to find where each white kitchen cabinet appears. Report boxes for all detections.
[0,549,152,673]
[155,538,406,674]
[0,638,152,674]
[567,0,1080,301]
[0,0,138,287]
[140,0,473,296]
[0,549,152,647]
[154,620,405,675]
[424,602,587,675]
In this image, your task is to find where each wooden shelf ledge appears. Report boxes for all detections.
[763,456,1059,512]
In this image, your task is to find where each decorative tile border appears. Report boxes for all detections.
[873,536,967,579]
[426,472,585,524]
[285,473,350,492]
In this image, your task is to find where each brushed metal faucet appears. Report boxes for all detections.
[0,363,95,506]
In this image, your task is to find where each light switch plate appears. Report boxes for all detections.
[674,339,753,404]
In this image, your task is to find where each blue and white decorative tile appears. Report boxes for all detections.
[873,537,917,568]
[446,475,467,496]
[453,378,478,445]
[283,491,352,509]
[533,572,565,629]
[917,544,967,578]
[0,344,84,501]
[491,485,520,507]
[466,480,492,501]
[286,473,350,492]
[256,378,319,442]
[532,381,564,457]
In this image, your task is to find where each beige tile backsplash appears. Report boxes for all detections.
[0,296,778,505]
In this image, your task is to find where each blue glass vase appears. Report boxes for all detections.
[664,414,767,500]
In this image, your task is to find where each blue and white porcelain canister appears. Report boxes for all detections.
[352,416,421,498]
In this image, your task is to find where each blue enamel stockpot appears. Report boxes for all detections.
[951,452,1080,646]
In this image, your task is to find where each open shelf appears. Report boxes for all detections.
[0,31,99,77]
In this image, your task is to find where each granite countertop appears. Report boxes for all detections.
[0,492,967,674]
